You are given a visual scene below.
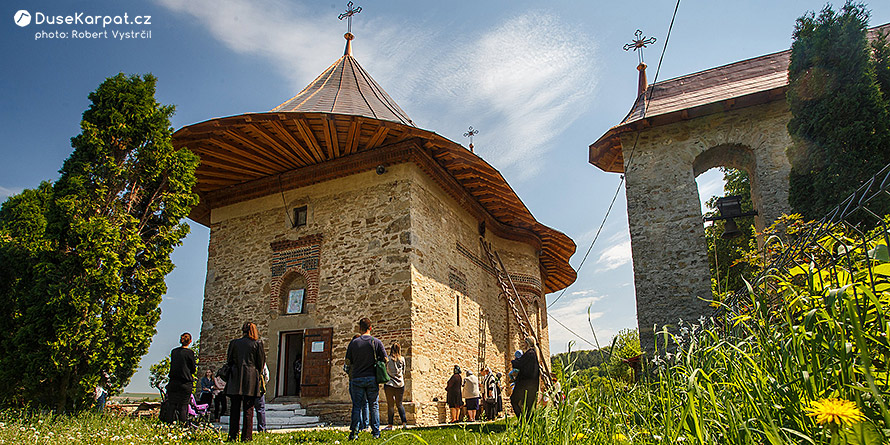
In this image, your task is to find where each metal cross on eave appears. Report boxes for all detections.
[463,126,479,151]
[339,1,362,34]
[623,29,656,64]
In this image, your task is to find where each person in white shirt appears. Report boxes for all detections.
[462,370,481,421]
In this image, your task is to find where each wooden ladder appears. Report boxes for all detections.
[480,237,553,394]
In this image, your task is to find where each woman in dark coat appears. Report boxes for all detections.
[445,365,463,423]
[510,337,540,421]
[225,322,266,442]
[167,332,197,424]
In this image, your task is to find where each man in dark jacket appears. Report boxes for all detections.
[510,336,540,421]
[225,322,266,442]
[345,317,387,440]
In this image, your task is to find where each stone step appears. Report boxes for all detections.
[215,421,325,431]
[265,409,307,417]
[267,402,302,410]
[219,414,320,426]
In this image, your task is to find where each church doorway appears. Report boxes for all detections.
[277,331,304,397]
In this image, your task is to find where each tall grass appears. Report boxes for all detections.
[501,220,889,445]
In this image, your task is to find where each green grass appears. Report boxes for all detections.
[0,411,509,444]
[2,220,887,444]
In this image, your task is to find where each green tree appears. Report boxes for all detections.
[606,328,641,383]
[0,73,199,411]
[149,357,170,398]
[786,1,890,220]
[703,168,756,297]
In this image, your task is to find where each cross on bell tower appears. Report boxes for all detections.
[623,30,657,97]
[623,29,656,65]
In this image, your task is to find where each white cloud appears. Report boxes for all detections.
[394,13,597,180]
[547,295,609,352]
[569,289,601,298]
[155,1,598,182]
[0,186,22,201]
[595,239,632,272]
[696,168,725,214]
[155,0,343,91]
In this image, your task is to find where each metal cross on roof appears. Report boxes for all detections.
[463,126,479,152]
[338,1,362,34]
[623,29,657,64]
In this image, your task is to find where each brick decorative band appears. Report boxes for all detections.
[269,235,322,312]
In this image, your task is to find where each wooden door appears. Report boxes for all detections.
[301,327,333,397]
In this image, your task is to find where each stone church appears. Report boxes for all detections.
[173,32,576,424]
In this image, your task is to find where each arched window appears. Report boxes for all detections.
[280,273,308,315]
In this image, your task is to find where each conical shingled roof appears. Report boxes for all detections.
[271,39,413,126]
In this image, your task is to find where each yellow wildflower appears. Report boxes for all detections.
[572,432,587,441]
[805,398,865,426]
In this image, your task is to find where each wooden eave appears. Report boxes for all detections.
[173,112,577,293]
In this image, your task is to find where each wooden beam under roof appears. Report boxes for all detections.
[200,139,278,176]
[224,128,296,170]
[248,122,307,168]
[294,118,325,163]
[269,120,317,166]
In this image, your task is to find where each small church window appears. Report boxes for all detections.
[281,273,308,315]
[293,206,308,228]
[456,293,460,326]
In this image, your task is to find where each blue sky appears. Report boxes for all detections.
[3,0,889,393]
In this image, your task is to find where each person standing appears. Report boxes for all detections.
[383,342,407,429]
[510,337,540,421]
[495,372,504,416]
[212,371,227,421]
[445,366,463,423]
[199,370,214,405]
[225,322,266,442]
[462,370,481,422]
[345,317,387,440]
[167,332,197,424]
[345,334,369,431]
[481,367,498,421]
[93,384,108,412]
[254,364,270,432]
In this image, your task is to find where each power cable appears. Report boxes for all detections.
[547,0,683,345]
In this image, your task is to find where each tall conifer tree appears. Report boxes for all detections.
[786,2,890,220]
[0,74,198,411]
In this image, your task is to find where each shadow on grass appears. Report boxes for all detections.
[410,420,508,434]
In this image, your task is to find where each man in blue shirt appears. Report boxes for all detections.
[345,317,387,440]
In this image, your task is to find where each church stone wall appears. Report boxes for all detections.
[200,165,415,407]
[617,100,792,352]
[199,161,550,425]
[405,167,548,424]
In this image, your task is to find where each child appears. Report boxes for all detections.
[507,350,523,382]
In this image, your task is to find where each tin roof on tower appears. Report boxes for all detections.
[272,33,413,126]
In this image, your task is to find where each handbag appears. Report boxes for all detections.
[216,363,231,382]
[375,359,391,384]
